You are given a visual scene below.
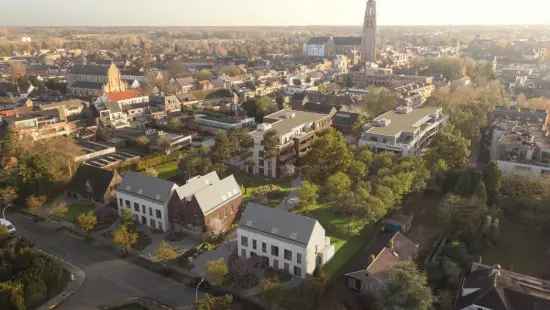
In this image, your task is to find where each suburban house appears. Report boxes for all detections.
[66,164,121,205]
[344,231,419,294]
[116,172,178,232]
[358,105,447,157]
[455,263,550,310]
[248,109,333,178]
[237,204,335,278]
[168,171,242,236]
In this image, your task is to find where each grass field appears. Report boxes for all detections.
[300,204,374,279]
[155,161,179,179]
[481,218,550,278]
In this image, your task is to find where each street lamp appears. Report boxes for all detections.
[195,277,205,305]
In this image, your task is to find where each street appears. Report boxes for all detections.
[10,213,196,310]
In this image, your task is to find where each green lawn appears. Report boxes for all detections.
[481,218,549,277]
[64,202,95,223]
[232,169,293,207]
[155,161,179,179]
[300,205,375,279]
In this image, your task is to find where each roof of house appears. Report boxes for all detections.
[307,37,331,45]
[334,111,361,127]
[333,36,362,46]
[174,172,240,215]
[66,165,117,201]
[70,64,110,76]
[239,203,320,246]
[106,89,143,103]
[345,231,419,283]
[194,175,241,215]
[117,171,177,204]
[367,106,442,138]
[456,263,550,310]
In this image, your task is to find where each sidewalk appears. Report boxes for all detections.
[35,248,86,310]
[279,177,302,211]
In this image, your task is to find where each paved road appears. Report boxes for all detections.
[11,213,196,310]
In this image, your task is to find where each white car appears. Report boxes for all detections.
[0,219,16,235]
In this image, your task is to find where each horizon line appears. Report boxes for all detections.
[2,23,550,28]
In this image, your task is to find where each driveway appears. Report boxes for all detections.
[10,213,196,310]
[279,177,302,211]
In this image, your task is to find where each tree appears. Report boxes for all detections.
[113,225,138,256]
[196,294,233,310]
[210,132,234,163]
[262,130,279,159]
[303,129,353,183]
[167,117,183,132]
[155,241,178,262]
[77,212,97,237]
[25,195,47,210]
[206,258,229,286]
[120,208,134,226]
[361,86,399,117]
[194,69,213,81]
[483,161,502,206]
[379,261,434,310]
[426,125,471,171]
[325,172,352,203]
[135,135,150,148]
[242,96,277,122]
[144,167,159,177]
[0,281,25,310]
[298,181,319,210]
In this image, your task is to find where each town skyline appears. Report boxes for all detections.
[2,0,550,27]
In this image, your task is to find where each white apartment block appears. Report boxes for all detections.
[115,172,177,232]
[359,106,447,156]
[237,204,335,278]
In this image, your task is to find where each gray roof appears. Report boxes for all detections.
[70,64,110,76]
[118,171,176,204]
[307,37,331,45]
[263,109,330,137]
[367,106,442,138]
[175,171,220,199]
[239,204,319,246]
[333,36,362,46]
[194,175,241,215]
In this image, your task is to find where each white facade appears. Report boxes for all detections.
[303,44,327,58]
[115,186,176,232]
[237,222,334,278]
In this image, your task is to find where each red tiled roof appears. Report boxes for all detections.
[106,90,143,102]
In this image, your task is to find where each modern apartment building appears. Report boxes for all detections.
[359,106,447,156]
[248,109,333,178]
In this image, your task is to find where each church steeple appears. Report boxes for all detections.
[361,0,377,64]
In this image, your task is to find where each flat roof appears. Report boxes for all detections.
[367,106,441,138]
[264,109,329,137]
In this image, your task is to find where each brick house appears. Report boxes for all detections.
[168,171,242,236]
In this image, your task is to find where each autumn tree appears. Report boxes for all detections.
[379,261,434,310]
[77,212,97,237]
[0,187,17,208]
[298,181,319,210]
[206,258,229,286]
[113,225,138,256]
[303,129,353,183]
[155,241,178,262]
[196,294,233,310]
[426,125,471,171]
[25,195,47,210]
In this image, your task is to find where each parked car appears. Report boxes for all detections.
[0,219,16,234]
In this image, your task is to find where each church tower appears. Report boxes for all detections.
[361,0,377,64]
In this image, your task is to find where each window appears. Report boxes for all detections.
[149,207,153,216]
[262,242,267,253]
[294,266,302,277]
[150,219,155,227]
[133,202,139,212]
[241,236,248,247]
[271,245,279,257]
[252,239,257,250]
[259,150,264,158]
[297,253,302,264]
[119,198,123,207]
[156,210,162,219]
[142,205,146,214]
[259,159,265,166]
[284,263,289,272]
[250,252,257,257]
[273,259,279,269]
[125,200,130,207]
[284,249,292,261]
[241,249,246,257]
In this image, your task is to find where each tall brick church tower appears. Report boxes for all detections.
[361,0,377,64]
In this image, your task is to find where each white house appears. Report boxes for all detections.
[237,204,335,278]
[115,172,178,232]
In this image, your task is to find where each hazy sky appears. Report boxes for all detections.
[2,0,550,26]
